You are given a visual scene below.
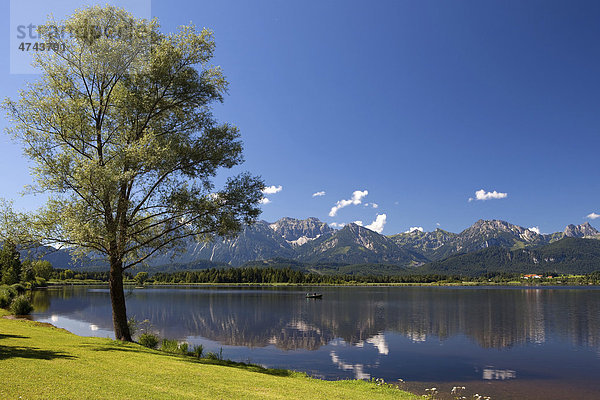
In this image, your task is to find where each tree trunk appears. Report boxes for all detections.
[109,259,132,341]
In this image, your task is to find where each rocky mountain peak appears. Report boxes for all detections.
[342,222,362,232]
[564,222,599,238]
[467,219,518,234]
[269,217,333,243]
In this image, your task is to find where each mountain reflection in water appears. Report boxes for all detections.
[31,286,600,399]
[31,286,600,351]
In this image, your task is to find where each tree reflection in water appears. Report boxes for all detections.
[31,286,600,399]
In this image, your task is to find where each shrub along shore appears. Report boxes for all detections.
[0,309,417,399]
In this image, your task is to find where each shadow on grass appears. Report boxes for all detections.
[84,345,141,353]
[82,341,294,377]
[183,357,295,377]
[0,333,28,340]
[80,340,143,354]
[0,344,76,361]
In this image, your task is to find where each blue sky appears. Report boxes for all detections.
[1,0,599,235]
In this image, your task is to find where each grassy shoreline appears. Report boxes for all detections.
[0,309,417,399]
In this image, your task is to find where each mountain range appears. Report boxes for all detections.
[25,217,600,275]
[160,218,599,266]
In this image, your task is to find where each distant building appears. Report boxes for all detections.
[523,274,542,279]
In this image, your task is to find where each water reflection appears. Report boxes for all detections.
[31,286,600,398]
[482,368,516,380]
[32,286,600,352]
[330,351,370,380]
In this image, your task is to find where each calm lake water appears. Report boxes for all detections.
[31,286,600,399]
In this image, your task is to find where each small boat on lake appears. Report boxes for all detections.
[306,292,322,299]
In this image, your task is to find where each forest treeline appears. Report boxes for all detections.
[47,266,600,285]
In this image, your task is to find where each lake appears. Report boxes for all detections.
[31,286,600,399]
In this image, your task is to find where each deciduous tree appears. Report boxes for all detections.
[0,240,21,285]
[2,6,263,340]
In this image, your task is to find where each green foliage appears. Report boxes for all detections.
[0,293,10,308]
[160,338,178,353]
[151,266,459,285]
[35,277,47,287]
[179,342,189,354]
[49,269,128,282]
[206,348,224,361]
[134,271,149,286]
[1,5,264,340]
[0,240,22,285]
[127,317,138,337]
[2,5,263,268]
[10,295,33,315]
[0,286,16,308]
[138,333,159,349]
[20,260,35,283]
[160,338,190,354]
[10,283,26,294]
[31,260,53,280]
[191,344,204,358]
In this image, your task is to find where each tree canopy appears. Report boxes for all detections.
[2,5,263,340]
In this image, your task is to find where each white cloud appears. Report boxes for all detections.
[329,222,345,228]
[259,198,271,204]
[468,189,508,202]
[353,220,364,226]
[528,226,541,234]
[405,226,424,233]
[587,212,600,220]
[329,190,368,217]
[262,185,282,195]
[312,191,326,197]
[365,214,387,233]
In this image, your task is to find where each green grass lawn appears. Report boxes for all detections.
[0,309,417,399]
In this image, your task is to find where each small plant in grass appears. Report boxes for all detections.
[127,317,138,337]
[179,342,188,354]
[160,338,189,354]
[138,333,159,349]
[423,387,439,400]
[160,338,179,353]
[191,344,204,358]
[451,386,466,399]
[368,377,396,389]
[206,348,224,361]
[10,295,34,315]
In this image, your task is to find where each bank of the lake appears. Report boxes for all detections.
[46,280,600,287]
[0,309,416,400]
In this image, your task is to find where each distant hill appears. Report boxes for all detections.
[391,220,599,261]
[296,223,427,265]
[421,237,600,276]
[388,228,457,259]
